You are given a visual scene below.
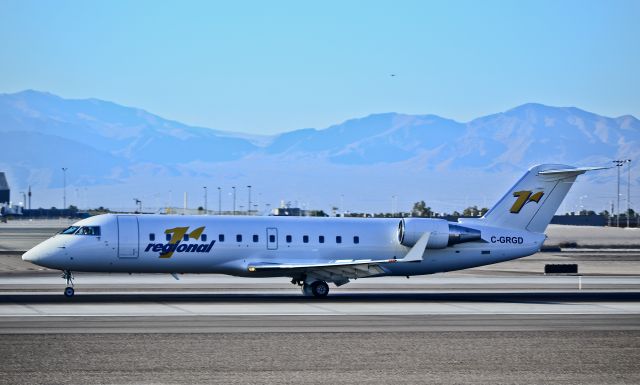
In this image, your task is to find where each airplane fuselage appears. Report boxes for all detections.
[24,214,543,277]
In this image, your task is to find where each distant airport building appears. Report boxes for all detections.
[271,206,328,217]
[21,208,88,219]
[272,207,303,216]
[550,214,607,226]
[0,172,22,217]
[0,172,9,204]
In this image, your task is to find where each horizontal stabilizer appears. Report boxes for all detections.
[538,166,608,176]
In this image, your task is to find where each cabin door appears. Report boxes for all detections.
[266,227,278,250]
[117,215,139,258]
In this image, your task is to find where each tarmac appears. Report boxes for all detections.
[1,219,639,384]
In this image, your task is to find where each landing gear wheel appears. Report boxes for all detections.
[61,270,75,297]
[64,287,75,297]
[302,283,313,296]
[310,281,329,298]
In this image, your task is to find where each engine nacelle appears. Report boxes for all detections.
[447,224,482,246]
[398,218,449,249]
[398,219,482,249]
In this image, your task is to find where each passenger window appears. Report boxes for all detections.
[336,236,342,244]
[149,233,155,241]
[353,236,359,244]
[201,234,207,242]
[319,235,325,243]
[219,234,225,242]
[183,234,189,241]
[253,234,259,243]
[166,233,171,241]
[303,235,309,243]
[236,234,242,242]
[286,235,292,243]
[269,235,276,242]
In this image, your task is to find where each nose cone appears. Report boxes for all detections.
[22,248,38,262]
[22,239,60,267]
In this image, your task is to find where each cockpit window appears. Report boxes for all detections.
[60,226,80,235]
[77,226,101,236]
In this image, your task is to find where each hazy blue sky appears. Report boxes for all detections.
[1,0,638,134]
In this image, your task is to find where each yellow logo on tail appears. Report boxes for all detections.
[510,191,544,214]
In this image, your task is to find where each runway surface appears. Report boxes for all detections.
[3,312,640,332]
[1,315,639,385]
[1,291,640,321]
[2,282,639,384]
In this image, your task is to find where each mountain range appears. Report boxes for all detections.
[0,90,637,213]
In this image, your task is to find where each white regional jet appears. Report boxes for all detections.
[23,164,602,297]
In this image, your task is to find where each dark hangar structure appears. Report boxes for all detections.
[0,172,9,204]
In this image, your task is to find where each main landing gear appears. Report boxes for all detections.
[301,280,330,298]
[61,269,75,297]
[292,275,331,298]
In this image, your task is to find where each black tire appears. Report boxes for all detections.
[302,283,313,296]
[310,281,329,297]
[64,287,75,297]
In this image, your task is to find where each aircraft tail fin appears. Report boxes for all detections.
[473,164,605,233]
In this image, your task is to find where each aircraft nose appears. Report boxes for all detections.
[22,247,41,262]
[22,240,59,266]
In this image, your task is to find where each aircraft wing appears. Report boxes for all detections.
[248,257,407,272]
[247,232,430,284]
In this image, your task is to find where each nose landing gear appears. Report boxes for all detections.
[61,270,75,297]
[64,286,75,297]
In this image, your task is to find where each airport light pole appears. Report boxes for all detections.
[62,167,68,210]
[247,185,252,215]
[28,186,31,210]
[232,186,236,215]
[203,186,207,215]
[391,195,396,216]
[628,160,632,228]
[614,160,630,227]
[578,195,587,214]
[217,187,221,215]
[608,201,613,226]
[257,192,262,213]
